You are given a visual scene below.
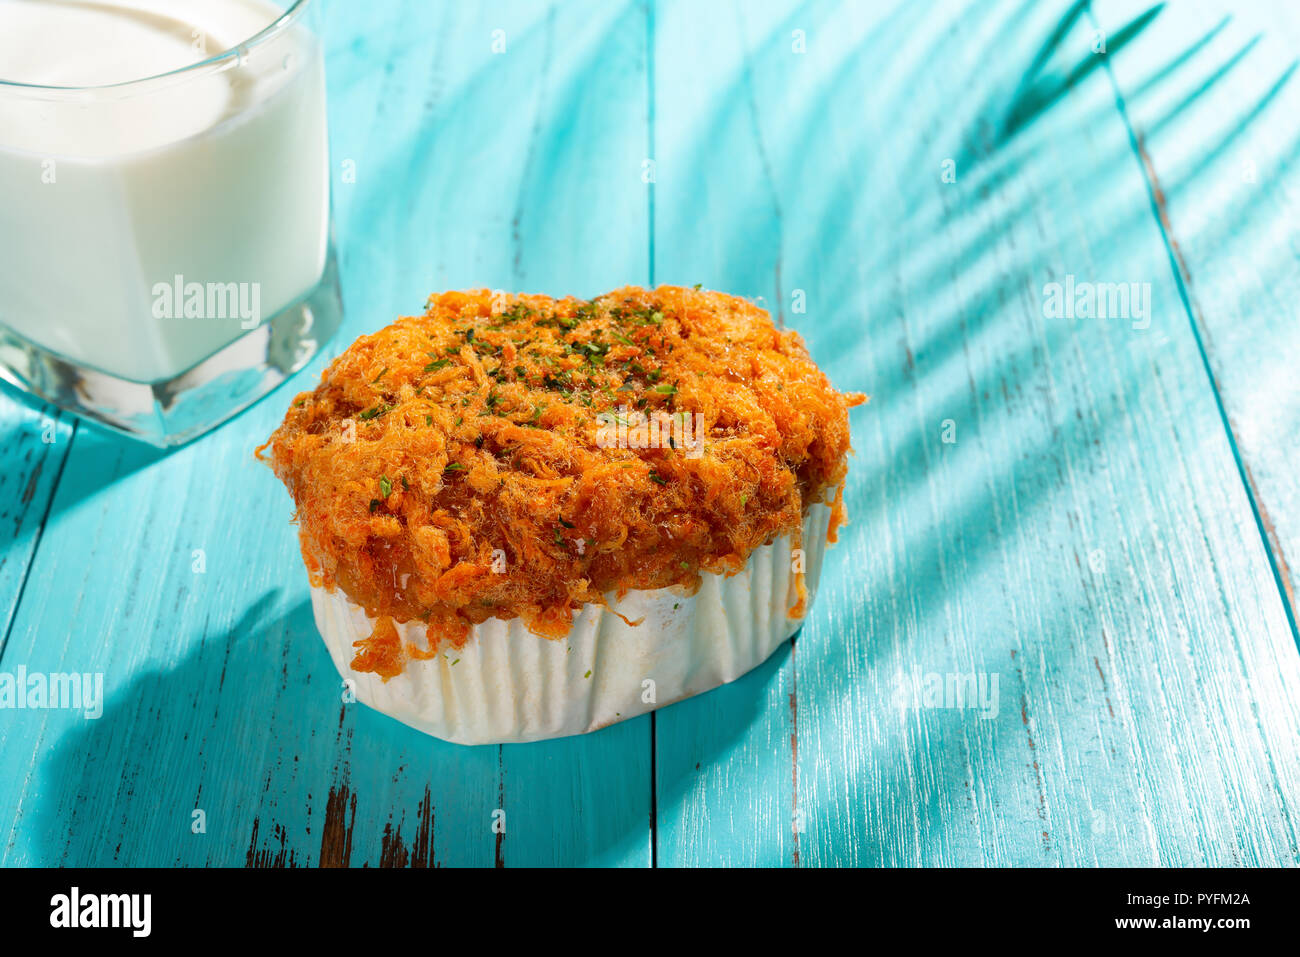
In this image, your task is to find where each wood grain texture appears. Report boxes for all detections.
[1,0,1298,867]
[0,396,71,651]
[1093,0,1300,631]
[652,0,1300,866]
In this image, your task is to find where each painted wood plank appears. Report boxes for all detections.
[455,0,655,868]
[1091,0,1300,631]
[652,0,1300,866]
[3,0,1299,870]
[647,0,881,869]
[0,395,72,652]
[0,0,651,867]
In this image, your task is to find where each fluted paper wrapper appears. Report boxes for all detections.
[311,504,832,745]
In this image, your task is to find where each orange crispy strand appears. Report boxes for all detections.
[261,286,862,676]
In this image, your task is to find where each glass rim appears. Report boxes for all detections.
[0,0,313,96]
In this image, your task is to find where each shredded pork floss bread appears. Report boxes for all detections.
[260,286,865,679]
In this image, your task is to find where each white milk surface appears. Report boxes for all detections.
[0,0,328,383]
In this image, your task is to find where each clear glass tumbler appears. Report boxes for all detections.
[0,0,341,446]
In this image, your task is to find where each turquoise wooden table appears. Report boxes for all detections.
[2,0,1299,867]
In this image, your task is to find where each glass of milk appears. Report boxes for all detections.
[0,0,340,446]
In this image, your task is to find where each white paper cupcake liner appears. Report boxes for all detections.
[310,503,832,745]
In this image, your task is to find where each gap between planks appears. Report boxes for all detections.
[1089,5,1300,647]
[0,416,77,670]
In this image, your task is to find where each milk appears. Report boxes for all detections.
[0,0,329,384]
